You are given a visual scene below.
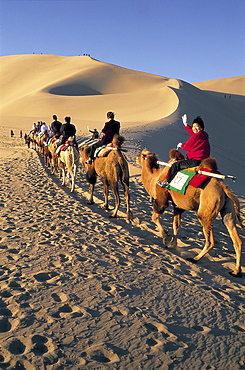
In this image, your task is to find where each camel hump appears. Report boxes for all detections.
[112,134,125,148]
[200,157,218,172]
[169,149,185,161]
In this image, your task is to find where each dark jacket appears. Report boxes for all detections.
[51,120,62,135]
[101,119,120,145]
[59,123,76,143]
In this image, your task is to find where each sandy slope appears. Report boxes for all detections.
[0,55,245,368]
[0,128,245,370]
[193,76,245,95]
[0,55,244,195]
[0,55,179,124]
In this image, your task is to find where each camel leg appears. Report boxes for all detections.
[109,182,120,217]
[58,160,66,185]
[50,157,55,174]
[70,164,77,193]
[70,173,75,192]
[220,199,242,277]
[170,208,184,247]
[87,183,95,205]
[187,213,215,264]
[61,169,66,186]
[152,199,170,245]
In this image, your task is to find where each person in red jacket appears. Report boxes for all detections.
[158,114,210,186]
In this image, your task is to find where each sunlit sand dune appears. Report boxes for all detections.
[0,54,244,194]
[0,55,245,369]
[0,54,179,124]
[193,75,245,95]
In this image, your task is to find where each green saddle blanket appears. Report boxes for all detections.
[167,170,196,194]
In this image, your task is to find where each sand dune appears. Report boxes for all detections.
[193,75,245,95]
[0,55,179,124]
[0,55,244,195]
[0,55,245,369]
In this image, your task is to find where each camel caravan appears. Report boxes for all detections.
[25,115,244,277]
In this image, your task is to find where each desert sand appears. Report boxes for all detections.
[0,55,245,369]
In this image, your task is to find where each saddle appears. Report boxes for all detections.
[167,167,213,194]
[94,143,115,158]
[60,138,78,152]
[48,137,57,146]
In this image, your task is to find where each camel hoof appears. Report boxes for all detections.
[87,201,94,205]
[109,214,117,218]
[229,271,242,278]
[186,257,198,264]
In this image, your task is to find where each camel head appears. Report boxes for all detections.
[79,145,91,165]
[137,149,159,172]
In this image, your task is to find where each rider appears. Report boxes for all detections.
[55,116,77,156]
[30,123,37,134]
[158,114,210,187]
[89,128,99,140]
[50,115,62,137]
[85,112,120,164]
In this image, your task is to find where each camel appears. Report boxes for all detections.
[48,136,59,174]
[37,131,49,156]
[29,133,38,150]
[24,134,31,148]
[137,148,244,277]
[80,135,133,221]
[58,137,80,192]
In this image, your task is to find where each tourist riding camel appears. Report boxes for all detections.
[50,114,62,137]
[55,116,77,156]
[158,114,210,187]
[85,111,120,164]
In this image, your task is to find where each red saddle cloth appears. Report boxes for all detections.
[60,144,69,152]
[188,167,213,188]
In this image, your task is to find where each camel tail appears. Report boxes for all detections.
[222,182,245,230]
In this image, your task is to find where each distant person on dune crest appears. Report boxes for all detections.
[158,114,210,187]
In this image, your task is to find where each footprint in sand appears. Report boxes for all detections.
[102,284,117,294]
[6,338,26,355]
[8,279,26,292]
[59,253,73,264]
[146,338,163,352]
[105,305,129,316]
[0,316,19,333]
[144,321,178,340]
[85,346,120,365]
[118,260,132,268]
[0,347,11,366]
[52,303,85,318]
[33,271,60,284]
[31,335,49,355]
[51,292,68,302]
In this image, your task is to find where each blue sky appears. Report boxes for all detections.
[0,0,244,82]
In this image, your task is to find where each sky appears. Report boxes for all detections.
[0,0,244,83]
